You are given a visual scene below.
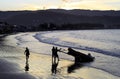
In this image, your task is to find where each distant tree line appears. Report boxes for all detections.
[0,21,120,34]
[60,23,105,30]
[0,22,14,34]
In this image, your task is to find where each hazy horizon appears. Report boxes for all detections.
[1,9,120,12]
[0,0,120,11]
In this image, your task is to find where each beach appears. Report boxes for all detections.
[0,30,120,79]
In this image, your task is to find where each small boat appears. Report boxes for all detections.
[67,48,95,63]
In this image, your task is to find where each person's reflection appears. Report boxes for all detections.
[51,61,59,74]
[25,60,29,71]
[67,63,83,73]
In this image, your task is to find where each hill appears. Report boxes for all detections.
[0,9,120,30]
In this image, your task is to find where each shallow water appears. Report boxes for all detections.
[35,30,120,58]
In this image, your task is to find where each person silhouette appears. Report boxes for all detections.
[52,46,55,63]
[24,47,30,62]
[55,47,61,61]
[51,59,59,74]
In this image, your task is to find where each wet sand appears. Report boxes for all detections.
[0,33,120,79]
[0,43,73,79]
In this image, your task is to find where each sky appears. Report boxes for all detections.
[0,0,120,11]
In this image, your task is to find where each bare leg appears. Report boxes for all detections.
[58,56,59,61]
[52,55,54,64]
[56,55,59,61]
[26,56,29,63]
[54,57,56,63]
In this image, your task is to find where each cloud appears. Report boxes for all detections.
[61,0,83,3]
[0,0,120,11]
[15,0,120,10]
[21,4,44,10]
[62,0,69,2]
[62,0,120,10]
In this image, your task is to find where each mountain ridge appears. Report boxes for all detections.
[0,9,120,26]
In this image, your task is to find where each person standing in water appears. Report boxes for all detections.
[51,46,60,74]
[52,46,61,63]
[52,46,55,63]
[24,47,30,62]
[55,47,62,62]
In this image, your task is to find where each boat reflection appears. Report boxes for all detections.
[67,63,83,73]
